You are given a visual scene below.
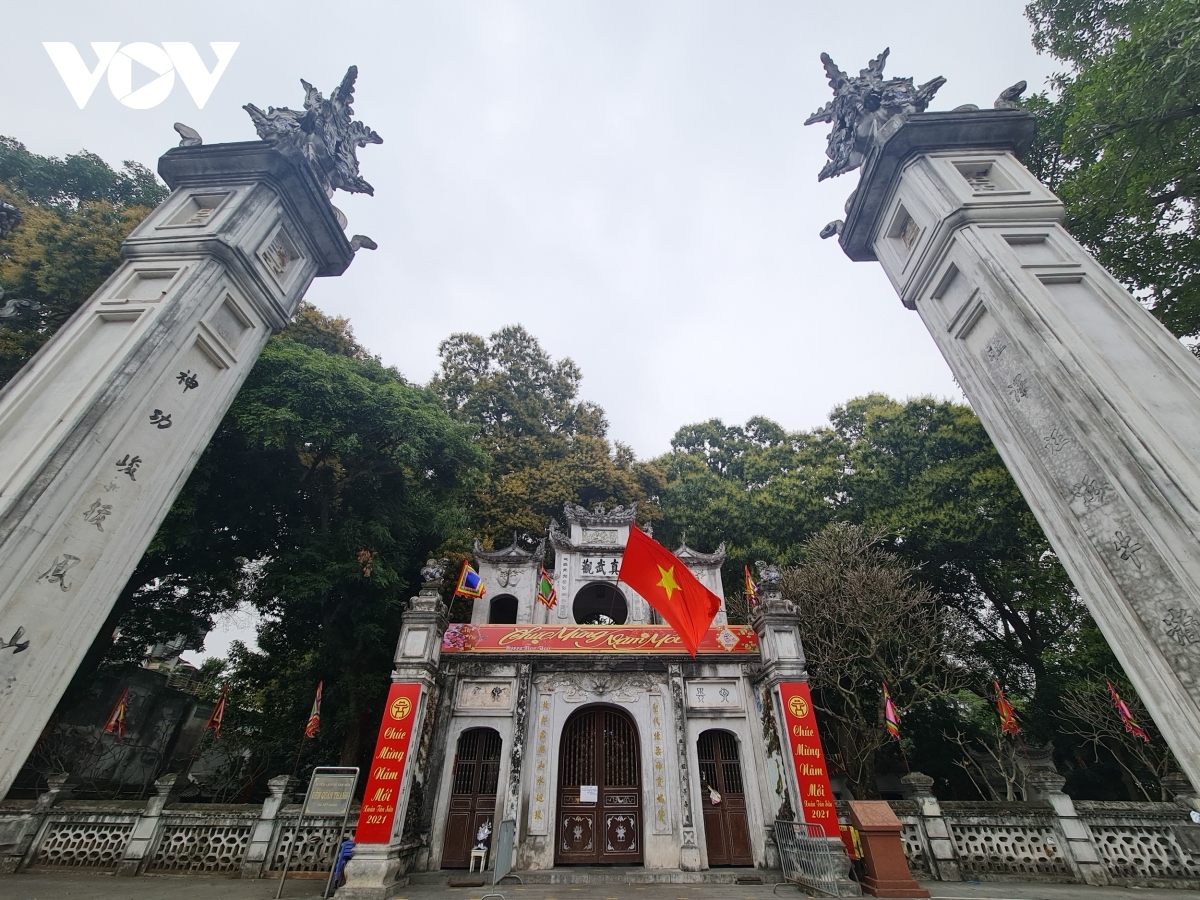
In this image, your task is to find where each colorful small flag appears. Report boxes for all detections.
[744,565,760,610]
[454,561,486,599]
[994,680,1021,737]
[536,564,558,610]
[206,683,229,739]
[882,683,901,740]
[618,524,722,657]
[103,687,129,740]
[1107,680,1150,743]
[305,681,323,738]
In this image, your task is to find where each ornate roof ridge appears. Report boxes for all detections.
[674,540,727,567]
[562,501,638,527]
[473,534,544,563]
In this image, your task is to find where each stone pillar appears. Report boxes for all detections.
[117,772,181,876]
[752,566,857,891]
[35,772,75,809]
[503,662,533,822]
[0,70,378,799]
[340,577,448,899]
[750,567,806,822]
[0,773,72,874]
[242,774,296,878]
[813,57,1200,788]
[667,662,701,871]
[900,772,960,881]
[1163,772,1200,813]
[1023,765,1109,886]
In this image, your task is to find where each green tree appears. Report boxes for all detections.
[781,523,961,799]
[0,137,168,386]
[1023,0,1200,344]
[431,325,664,543]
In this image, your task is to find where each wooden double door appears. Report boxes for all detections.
[698,729,753,866]
[442,728,502,868]
[555,706,643,865]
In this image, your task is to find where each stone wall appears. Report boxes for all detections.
[865,774,1200,889]
[0,773,353,879]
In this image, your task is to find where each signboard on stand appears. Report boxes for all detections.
[356,682,422,844]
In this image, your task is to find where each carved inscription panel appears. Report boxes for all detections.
[946,287,1200,699]
[457,679,514,712]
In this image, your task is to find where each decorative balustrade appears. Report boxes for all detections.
[4,771,1200,887]
[0,776,358,879]
[871,773,1200,890]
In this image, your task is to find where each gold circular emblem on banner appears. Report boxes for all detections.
[788,695,810,719]
[390,696,413,720]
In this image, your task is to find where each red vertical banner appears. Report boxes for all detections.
[356,682,422,844]
[778,682,838,835]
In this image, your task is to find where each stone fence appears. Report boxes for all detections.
[0,773,354,878]
[5,769,1200,889]
[877,771,1200,890]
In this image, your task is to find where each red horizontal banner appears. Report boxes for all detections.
[441,624,759,654]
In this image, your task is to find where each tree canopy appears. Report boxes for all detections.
[1023,0,1200,345]
[431,325,664,544]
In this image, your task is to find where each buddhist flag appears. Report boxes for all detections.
[206,683,229,739]
[1107,681,1150,743]
[454,561,486,599]
[305,681,322,738]
[883,683,901,740]
[994,681,1020,737]
[536,564,558,610]
[744,565,760,610]
[617,525,721,657]
[104,687,129,740]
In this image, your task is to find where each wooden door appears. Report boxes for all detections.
[442,728,502,868]
[698,730,753,866]
[556,706,642,865]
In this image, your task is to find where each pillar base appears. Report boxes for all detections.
[337,844,407,899]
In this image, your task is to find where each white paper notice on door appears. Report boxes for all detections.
[580,785,598,803]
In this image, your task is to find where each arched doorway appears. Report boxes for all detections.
[489,594,518,623]
[572,583,627,625]
[697,729,753,866]
[441,728,502,868]
[555,705,642,865]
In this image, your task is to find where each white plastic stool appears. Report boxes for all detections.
[469,848,488,872]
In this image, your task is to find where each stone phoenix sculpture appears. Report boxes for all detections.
[804,48,945,182]
[244,65,383,196]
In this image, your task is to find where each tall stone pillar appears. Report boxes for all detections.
[667,662,701,871]
[0,68,379,798]
[750,565,806,811]
[341,570,448,898]
[809,50,1200,789]
[753,565,859,894]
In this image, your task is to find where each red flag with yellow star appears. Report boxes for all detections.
[618,525,721,656]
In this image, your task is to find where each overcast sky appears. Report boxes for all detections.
[3,0,1059,469]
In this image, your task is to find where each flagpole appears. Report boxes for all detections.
[290,733,307,780]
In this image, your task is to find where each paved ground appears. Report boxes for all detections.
[2,873,1199,900]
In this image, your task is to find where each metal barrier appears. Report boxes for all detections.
[773,820,842,897]
[480,819,520,900]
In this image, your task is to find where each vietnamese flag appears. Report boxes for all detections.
[618,525,721,656]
